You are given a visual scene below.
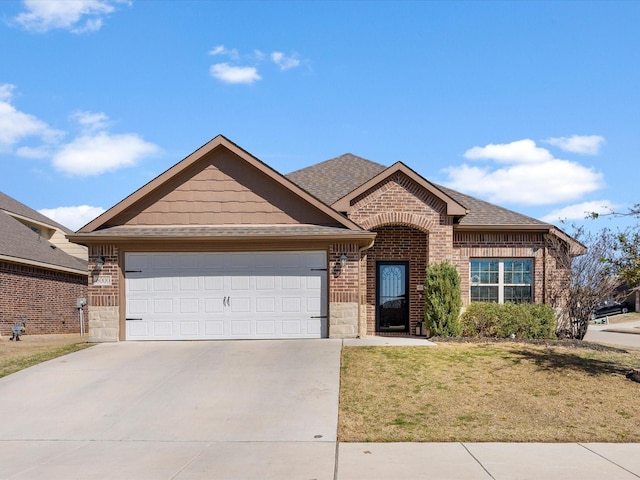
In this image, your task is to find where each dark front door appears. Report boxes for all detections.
[376,261,409,333]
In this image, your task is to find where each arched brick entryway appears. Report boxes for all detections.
[365,225,428,335]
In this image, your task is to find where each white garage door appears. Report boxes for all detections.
[125,251,327,340]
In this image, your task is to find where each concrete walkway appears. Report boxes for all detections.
[0,332,638,479]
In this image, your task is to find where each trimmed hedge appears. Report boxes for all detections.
[460,302,557,339]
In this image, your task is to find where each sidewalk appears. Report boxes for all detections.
[336,442,640,479]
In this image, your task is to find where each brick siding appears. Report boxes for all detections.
[0,261,87,336]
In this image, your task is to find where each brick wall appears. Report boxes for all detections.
[88,245,120,308]
[453,231,547,305]
[0,261,87,336]
[87,245,121,341]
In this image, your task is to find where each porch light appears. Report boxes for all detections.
[340,253,348,268]
[95,256,105,271]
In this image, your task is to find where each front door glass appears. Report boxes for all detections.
[376,262,409,332]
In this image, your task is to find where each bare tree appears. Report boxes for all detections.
[547,226,619,340]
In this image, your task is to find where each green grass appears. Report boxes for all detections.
[0,343,91,379]
[339,342,640,442]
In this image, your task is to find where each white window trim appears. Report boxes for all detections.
[470,258,533,304]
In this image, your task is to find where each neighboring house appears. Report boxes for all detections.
[0,192,88,336]
[68,135,583,342]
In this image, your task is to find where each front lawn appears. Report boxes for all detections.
[0,334,91,379]
[339,341,640,442]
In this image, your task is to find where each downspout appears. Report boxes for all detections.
[358,238,376,338]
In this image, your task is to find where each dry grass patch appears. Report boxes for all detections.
[0,334,92,379]
[339,342,640,442]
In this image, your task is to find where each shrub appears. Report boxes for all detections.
[424,261,462,337]
[460,302,557,339]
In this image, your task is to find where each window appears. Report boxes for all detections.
[470,259,532,304]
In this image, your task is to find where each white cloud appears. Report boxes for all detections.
[443,138,605,206]
[208,45,239,59]
[540,200,617,223]
[464,139,553,164]
[544,135,605,155]
[70,110,111,132]
[0,84,15,102]
[13,0,127,33]
[209,63,261,84]
[52,132,160,176]
[16,145,52,159]
[271,51,300,71]
[0,84,64,150]
[38,205,106,231]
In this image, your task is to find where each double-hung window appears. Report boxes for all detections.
[470,259,533,304]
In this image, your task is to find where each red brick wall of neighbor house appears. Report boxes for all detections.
[88,245,120,308]
[365,226,428,335]
[0,261,87,335]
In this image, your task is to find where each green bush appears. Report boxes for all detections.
[460,302,557,339]
[424,261,462,337]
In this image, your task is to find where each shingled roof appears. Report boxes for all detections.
[287,154,551,228]
[435,184,551,228]
[286,153,387,205]
[0,192,87,273]
[0,191,72,233]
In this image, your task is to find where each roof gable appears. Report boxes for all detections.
[80,135,364,233]
[332,161,468,216]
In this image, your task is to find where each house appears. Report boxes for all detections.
[0,192,88,336]
[68,135,582,342]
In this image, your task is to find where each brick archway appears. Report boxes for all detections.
[360,212,433,234]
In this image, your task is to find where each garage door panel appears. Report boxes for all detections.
[229,297,251,313]
[179,276,199,291]
[205,320,224,336]
[179,298,199,313]
[231,320,251,336]
[125,252,326,340]
[180,321,199,336]
[153,298,173,314]
[204,276,224,290]
[153,321,173,337]
[152,277,173,291]
[204,298,224,313]
[256,297,276,312]
[256,320,276,335]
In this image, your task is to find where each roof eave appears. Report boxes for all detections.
[454,224,553,231]
[0,254,87,276]
[67,231,376,247]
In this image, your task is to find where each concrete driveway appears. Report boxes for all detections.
[0,339,342,479]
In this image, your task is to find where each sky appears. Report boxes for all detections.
[1,0,639,232]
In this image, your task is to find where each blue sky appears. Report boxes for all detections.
[1,1,638,231]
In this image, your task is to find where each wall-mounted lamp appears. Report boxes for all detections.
[340,253,348,269]
[95,256,105,271]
